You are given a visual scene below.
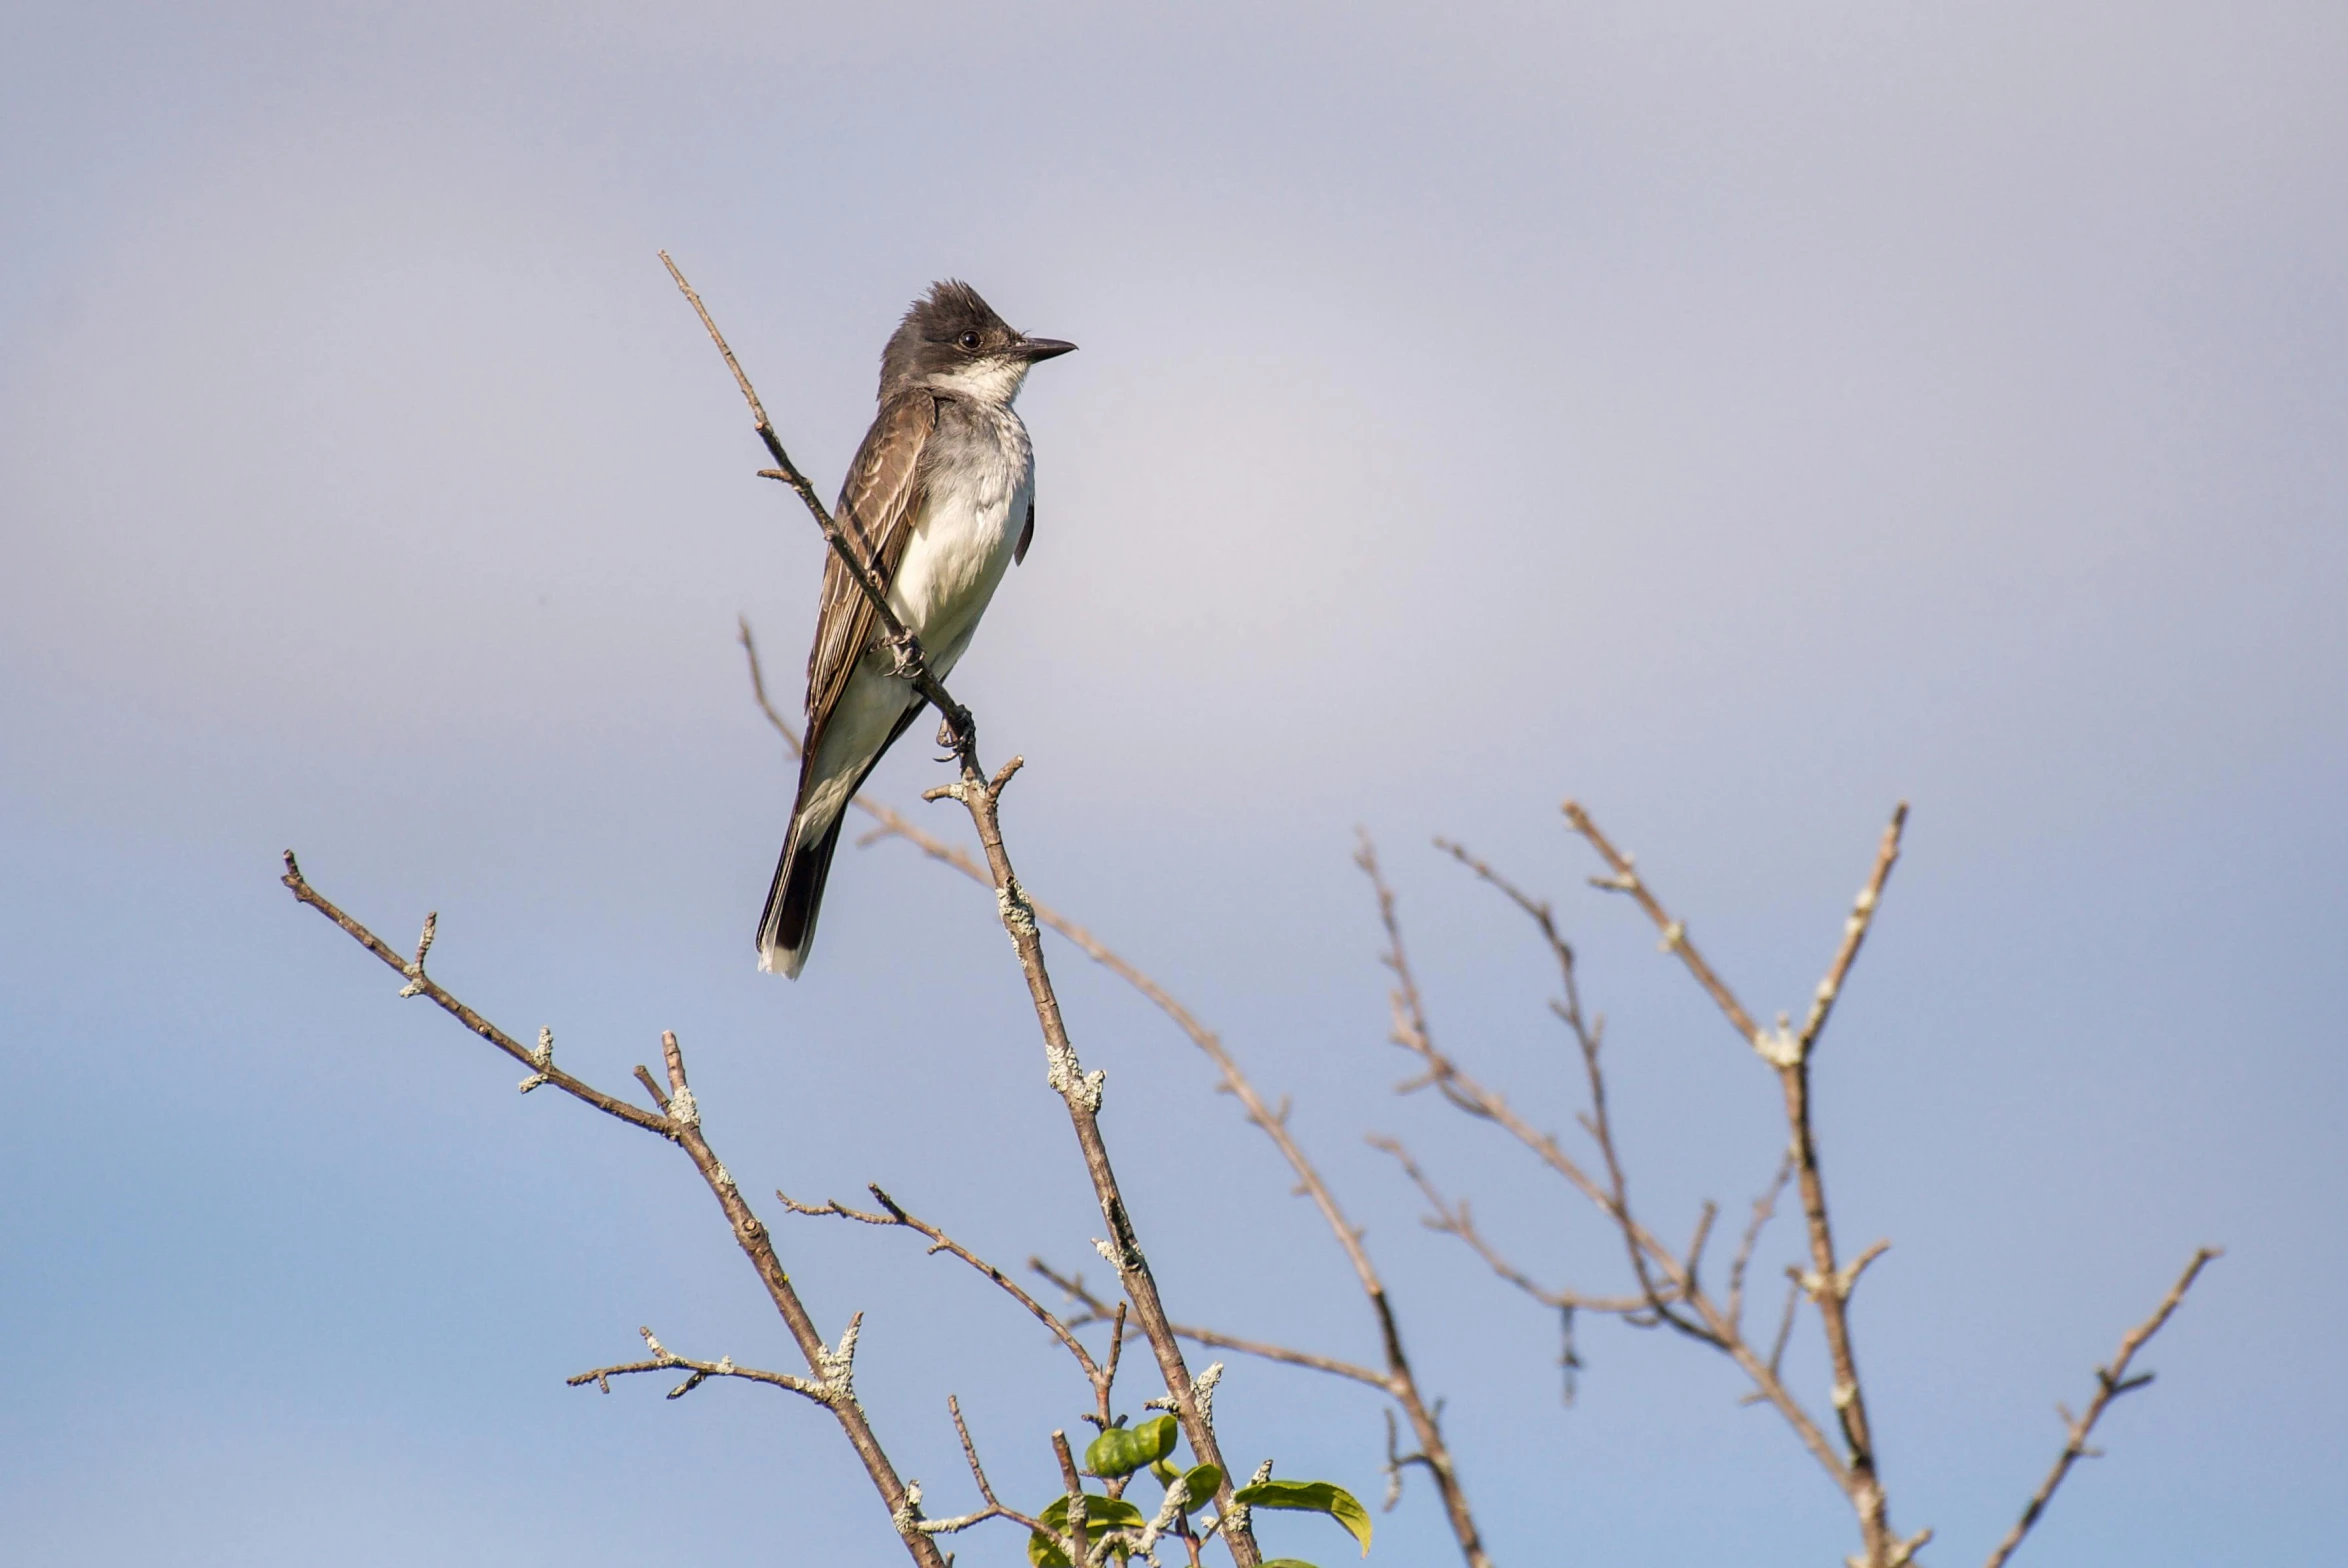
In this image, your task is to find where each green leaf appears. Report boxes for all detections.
[1026,1494,1149,1567]
[1082,1413,1180,1478]
[1173,1463,1222,1513]
[1234,1480,1374,1557]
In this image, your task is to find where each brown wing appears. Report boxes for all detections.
[801,392,936,767]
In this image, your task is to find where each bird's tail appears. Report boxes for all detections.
[757,803,847,979]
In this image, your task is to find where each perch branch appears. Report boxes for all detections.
[669,256,1254,1563]
[661,250,974,761]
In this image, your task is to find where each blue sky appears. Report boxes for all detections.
[4,3,2343,1563]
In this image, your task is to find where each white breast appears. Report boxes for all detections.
[886,406,1033,677]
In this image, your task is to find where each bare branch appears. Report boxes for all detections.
[931,767,1252,1558]
[568,1325,832,1404]
[1359,837,1710,1334]
[1355,830,1854,1495]
[279,855,946,1567]
[281,852,674,1139]
[1556,801,1916,1563]
[1983,1248,2222,1568]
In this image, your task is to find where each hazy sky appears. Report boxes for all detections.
[5,4,2343,1564]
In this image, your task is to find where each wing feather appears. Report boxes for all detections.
[800,392,936,770]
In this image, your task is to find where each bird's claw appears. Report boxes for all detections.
[885,633,926,683]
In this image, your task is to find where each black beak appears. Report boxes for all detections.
[1017,336,1078,362]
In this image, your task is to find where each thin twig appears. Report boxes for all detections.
[950,1396,999,1507]
[1030,1258,1394,1394]
[1729,1154,1798,1332]
[1983,1248,2221,1568]
[779,1185,1105,1388]
[1368,1137,1659,1317]
[1439,835,1710,1336]
[568,1325,831,1404]
[1562,799,1765,1046]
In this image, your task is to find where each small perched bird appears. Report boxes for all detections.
[758,281,1076,976]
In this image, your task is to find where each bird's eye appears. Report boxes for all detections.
[957,330,983,351]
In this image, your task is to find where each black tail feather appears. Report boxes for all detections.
[757,698,927,978]
[757,809,846,978]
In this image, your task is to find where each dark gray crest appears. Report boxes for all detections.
[878,280,1016,398]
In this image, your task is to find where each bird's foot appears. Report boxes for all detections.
[884,631,928,684]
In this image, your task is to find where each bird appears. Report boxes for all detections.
[757,280,1076,977]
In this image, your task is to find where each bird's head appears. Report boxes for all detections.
[880,280,1076,406]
